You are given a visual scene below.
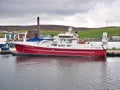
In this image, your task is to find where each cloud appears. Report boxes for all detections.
[0,0,95,16]
[0,0,120,27]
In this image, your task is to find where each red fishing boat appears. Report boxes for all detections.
[14,27,108,57]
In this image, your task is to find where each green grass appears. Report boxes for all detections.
[0,27,120,39]
[0,33,5,38]
[40,27,120,39]
[78,27,120,38]
[40,30,62,36]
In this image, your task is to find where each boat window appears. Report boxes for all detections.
[59,36,73,38]
[67,45,71,47]
[52,44,57,46]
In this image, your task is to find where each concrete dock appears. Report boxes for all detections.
[107,49,120,57]
[0,48,16,54]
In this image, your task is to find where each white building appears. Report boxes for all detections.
[111,36,120,41]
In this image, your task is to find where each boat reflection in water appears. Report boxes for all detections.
[14,56,109,90]
[16,56,106,64]
[1,54,120,90]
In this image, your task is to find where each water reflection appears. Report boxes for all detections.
[0,55,120,90]
[14,56,107,90]
[16,56,106,63]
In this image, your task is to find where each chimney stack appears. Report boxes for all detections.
[37,17,40,37]
[37,17,39,26]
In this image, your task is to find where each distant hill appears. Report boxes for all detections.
[0,25,120,39]
[0,25,91,31]
[78,27,120,39]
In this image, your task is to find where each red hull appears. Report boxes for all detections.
[14,44,106,57]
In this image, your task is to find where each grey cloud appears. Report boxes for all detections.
[0,0,120,27]
[0,0,99,17]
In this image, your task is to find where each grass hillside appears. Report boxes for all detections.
[0,25,120,39]
[40,27,120,39]
[78,27,120,38]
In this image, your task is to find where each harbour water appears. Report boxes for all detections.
[0,55,120,90]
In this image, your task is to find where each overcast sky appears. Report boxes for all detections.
[0,0,120,27]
